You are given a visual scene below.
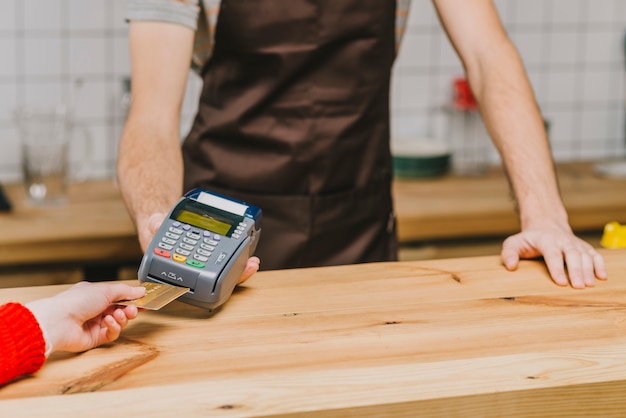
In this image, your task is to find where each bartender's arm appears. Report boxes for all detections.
[117,21,258,282]
[117,21,189,251]
[432,0,607,288]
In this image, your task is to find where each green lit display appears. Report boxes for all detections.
[175,209,232,235]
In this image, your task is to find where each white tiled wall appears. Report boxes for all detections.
[0,0,625,182]
[0,0,201,182]
[392,0,626,163]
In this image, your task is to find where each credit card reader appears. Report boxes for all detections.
[138,188,262,310]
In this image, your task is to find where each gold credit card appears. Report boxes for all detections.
[117,282,190,310]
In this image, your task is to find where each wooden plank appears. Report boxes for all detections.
[1,162,624,268]
[1,339,158,399]
[393,162,626,241]
[0,250,624,416]
[0,267,82,289]
[0,180,142,266]
[398,231,603,261]
[3,343,626,417]
[0,180,136,243]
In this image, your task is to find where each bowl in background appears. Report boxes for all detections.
[391,140,451,179]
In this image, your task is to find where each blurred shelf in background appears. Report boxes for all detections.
[0,180,142,287]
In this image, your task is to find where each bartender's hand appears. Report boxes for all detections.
[501,224,607,289]
[142,212,260,284]
[432,0,607,289]
[26,281,146,354]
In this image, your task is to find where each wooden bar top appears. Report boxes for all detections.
[0,161,624,267]
[394,161,626,241]
[1,249,626,417]
[0,180,142,266]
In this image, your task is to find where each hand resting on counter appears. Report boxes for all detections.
[501,223,607,289]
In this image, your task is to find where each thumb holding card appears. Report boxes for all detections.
[26,281,146,354]
[117,282,189,310]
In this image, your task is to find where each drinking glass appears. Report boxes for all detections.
[13,105,90,206]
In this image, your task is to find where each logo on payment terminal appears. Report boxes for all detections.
[161,271,183,282]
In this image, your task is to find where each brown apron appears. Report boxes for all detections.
[183,0,398,270]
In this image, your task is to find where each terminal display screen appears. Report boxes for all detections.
[174,209,232,236]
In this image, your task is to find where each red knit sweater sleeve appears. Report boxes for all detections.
[0,303,46,385]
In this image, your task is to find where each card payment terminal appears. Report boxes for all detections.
[138,188,262,310]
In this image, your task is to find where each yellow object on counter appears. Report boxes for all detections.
[601,221,626,249]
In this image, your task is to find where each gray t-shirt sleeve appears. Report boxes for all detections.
[126,0,200,31]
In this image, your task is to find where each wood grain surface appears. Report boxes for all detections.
[394,162,626,241]
[0,180,142,266]
[1,162,625,269]
[0,249,625,417]
[1,338,158,399]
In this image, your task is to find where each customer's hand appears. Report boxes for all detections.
[141,212,260,284]
[26,281,146,354]
[501,224,607,289]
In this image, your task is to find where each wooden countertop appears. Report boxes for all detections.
[394,161,626,242]
[1,161,624,268]
[0,180,142,267]
[1,249,626,417]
